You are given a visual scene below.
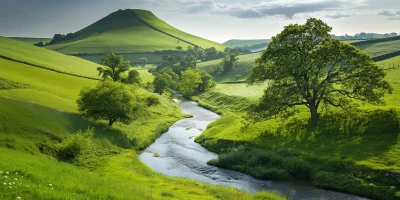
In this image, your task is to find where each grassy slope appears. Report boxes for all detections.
[46,9,225,54]
[133,10,226,51]
[198,52,261,82]
[7,37,51,44]
[0,37,99,79]
[223,39,271,48]
[0,42,282,199]
[354,37,400,58]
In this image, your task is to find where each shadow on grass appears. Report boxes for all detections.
[270,109,400,161]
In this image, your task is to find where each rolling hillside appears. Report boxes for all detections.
[352,36,400,59]
[224,39,271,52]
[0,36,100,79]
[8,37,51,45]
[0,38,274,200]
[198,52,261,82]
[45,9,226,54]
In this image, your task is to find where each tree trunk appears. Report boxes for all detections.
[309,103,319,120]
[108,119,114,126]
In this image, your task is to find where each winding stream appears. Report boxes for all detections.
[139,100,367,200]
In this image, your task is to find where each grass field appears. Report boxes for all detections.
[341,40,364,43]
[45,9,226,54]
[0,37,100,79]
[137,69,154,83]
[353,37,400,58]
[198,52,261,82]
[8,37,51,45]
[75,52,186,64]
[194,59,400,199]
[0,41,282,199]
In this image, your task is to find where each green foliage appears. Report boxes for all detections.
[221,53,239,73]
[146,95,161,107]
[153,67,179,94]
[123,70,142,85]
[140,57,147,68]
[247,18,393,121]
[77,81,146,126]
[197,71,216,92]
[97,53,131,81]
[179,69,202,97]
[56,127,94,162]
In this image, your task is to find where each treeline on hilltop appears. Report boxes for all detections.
[34,33,78,47]
[332,32,398,40]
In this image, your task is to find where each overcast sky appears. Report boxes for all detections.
[1,0,400,43]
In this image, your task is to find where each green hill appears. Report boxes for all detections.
[45,9,226,54]
[198,52,261,82]
[7,37,51,45]
[224,39,271,48]
[0,36,100,79]
[352,36,400,58]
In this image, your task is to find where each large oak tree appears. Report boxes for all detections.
[247,18,392,120]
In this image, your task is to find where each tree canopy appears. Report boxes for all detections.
[179,69,202,97]
[77,81,145,126]
[247,18,393,121]
[97,53,131,82]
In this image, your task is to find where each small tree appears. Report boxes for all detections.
[247,18,393,121]
[77,81,143,126]
[197,71,216,92]
[97,53,131,82]
[125,70,142,85]
[176,46,183,51]
[153,68,179,95]
[140,57,147,68]
[179,69,202,97]
[221,53,239,73]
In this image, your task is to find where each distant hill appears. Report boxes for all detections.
[45,9,226,54]
[352,36,400,61]
[223,39,271,52]
[8,37,51,45]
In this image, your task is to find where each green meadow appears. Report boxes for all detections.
[198,52,261,82]
[8,37,51,44]
[353,37,400,58]
[0,39,282,199]
[46,9,226,55]
[0,37,100,79]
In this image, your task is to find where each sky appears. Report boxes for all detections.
[1,0,400,43]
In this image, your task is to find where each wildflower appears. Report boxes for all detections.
[0,171,3,174]
[49,184,53,187]
[4,176,8,179]
[14,178,18,181]
[5,172,9,175]
[12,182,15,185]
[3,182,6,185]
[16,197,21,200]
[15,172,18,175]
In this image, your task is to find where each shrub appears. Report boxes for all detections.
[56,127,94,162]
[283,158,313,180]
[146,96,160,107]
[253,167,289,180]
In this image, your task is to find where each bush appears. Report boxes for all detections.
[283,158,313,180]
[253,167,289,180]
[56,127,94,162]
[146,95,160,107]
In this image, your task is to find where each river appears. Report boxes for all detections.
[139,100,367,200]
